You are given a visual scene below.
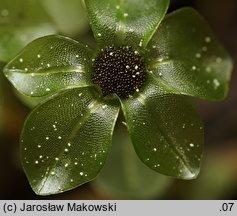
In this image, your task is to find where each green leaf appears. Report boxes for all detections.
[40,0,89,37]
[120,75,204,179]
[0,0,57,62]
[94,123,172,199]
[14,90,47,108]
[4,35,93,97]
[85,0,169,49]
[147,7,233,101]
[21,87,119,195]
[185,158,237,199]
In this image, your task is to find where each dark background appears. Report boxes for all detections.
[0,0,237,199]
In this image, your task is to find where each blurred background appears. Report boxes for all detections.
[0,0,236,199]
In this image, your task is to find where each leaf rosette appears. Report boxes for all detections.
[4,0,232,195]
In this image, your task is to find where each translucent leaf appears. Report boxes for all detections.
[186,158,236,199]
[147,8,233,101]
[120,76,204,179]
[84,0,170,48]
[4,35,93,97]
[40,0,89,37]
[0,0,57,62]
[21,87,119,195]
[94,123,172,199]
[14,90,47,108]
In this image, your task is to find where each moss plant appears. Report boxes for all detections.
[3,0,232,195]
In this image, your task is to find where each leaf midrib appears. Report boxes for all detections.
[38,99,100,193]
[115,0,127,38]
[135,94,195,176]
[6,67,85,76]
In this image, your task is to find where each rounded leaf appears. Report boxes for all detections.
[120,76,204,179]
[4,35,93,97]
[94,123,172,199]
[147,8,233,101]
[85,0,170,49]
[21,87,119,195]
[14,90,46,108]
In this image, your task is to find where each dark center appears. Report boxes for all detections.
[92,46,147,98]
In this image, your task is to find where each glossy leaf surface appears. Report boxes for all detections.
[4,35,93,97]
[94,123,172,198]
[14,90,47,108]
[121,76,204,179]
[0,0,56,62]
[147,8,233,101]
[85,0,170,48]
[21,87,119,195]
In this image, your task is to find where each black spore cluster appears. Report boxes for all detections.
[92,46,147,98]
